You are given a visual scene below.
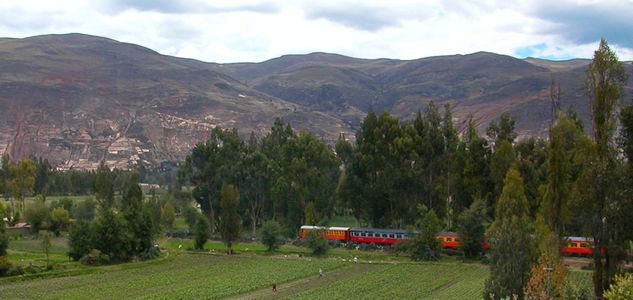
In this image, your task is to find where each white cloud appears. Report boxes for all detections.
[0,0,631,63]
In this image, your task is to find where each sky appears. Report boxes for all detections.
[1,0,632,63]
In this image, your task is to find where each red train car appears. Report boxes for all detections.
[349,228,409,244]
[561,236,595,255]
[436,231,460,248]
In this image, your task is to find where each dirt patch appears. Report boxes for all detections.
[227,263,383,300]
[433,280,458,292]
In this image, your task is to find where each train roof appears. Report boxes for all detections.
[566,236,594,242]
[436,231,459,236]
[350,227,407,234]
[300,225,350,231]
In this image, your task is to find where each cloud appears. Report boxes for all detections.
[531,0,633,48]
[103,0,280,14]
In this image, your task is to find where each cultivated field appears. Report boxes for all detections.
[0,237,594,299]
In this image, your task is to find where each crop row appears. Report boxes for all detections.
[286,263,488,299]
[0,253,347,299]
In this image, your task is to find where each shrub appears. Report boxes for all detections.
[0,256,12,277]
[260,220,282,251]
[604,273,633,300]
[80,249,110,266]
[0,222,8,256]
[50,206,70,236]
[305,230,329,255]
[194,215,210,250]
[68,220,94,261]
[25,200,49,234]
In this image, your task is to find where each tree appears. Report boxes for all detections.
[409,204,443,261]
[25,197,48,234]
[194,214,210,250]
[41,231,52,269]
[50,206,70,236]
[94,161,114,208]
[160,202,175,231]
[0,220,8,256]
[524,218,568,299]
[68,220,93,261]
[121,170,155,257]
[540,113,583,237]
[484,168,535,300]
[487,112,517,149]
[260,220,282,251]
[581,38,629,298]
[219,183,241,255]
[305,229,329,255]
[9,158,35,213]
[456,199,488,257]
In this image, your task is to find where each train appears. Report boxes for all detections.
[299,225,595,255]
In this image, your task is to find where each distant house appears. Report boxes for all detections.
[7,222,31,234]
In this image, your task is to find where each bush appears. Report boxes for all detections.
[305,230,329,255]
[260,220,282,251]
[80,249,110,266]
[140,245,160,260]
[25,200,49,234]
[68,220,94,261]
[0,256,12,276]
[604,273,633,300]
[7,266,24,276]
[194,215,210,250]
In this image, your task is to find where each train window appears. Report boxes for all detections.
[581,243,589,248]
[571,243,578,248]
[389,234,394,238]
[446,238,453,242]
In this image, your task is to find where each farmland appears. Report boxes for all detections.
[0,237,594,299]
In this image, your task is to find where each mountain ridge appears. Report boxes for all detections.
[1,33,631,169]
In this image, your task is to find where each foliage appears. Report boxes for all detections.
[484,168,535,300]
[487,112,517,149]
[120,170,156,258]
[68,219,93,260]
[25,197,49,234]
[260,220,282,251]
[0,220,8,256]
[160,201,175,230]
[0,255,12,277]
[219,183,241,254]
[9,158,36,212]
[49,206,70,236]
[193,214,210,250]
[79,249,110,266]
[305,229,329,255]
[405,205,443,261]
[94,161,114,208]
[41,231,52,268]
[71,197,96,221]
[182,205,199,229]
[525,222,567,299]
[457,199,488,257]
[604,273,633,300]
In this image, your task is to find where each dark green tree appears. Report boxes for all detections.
[68,219,93,260]
[0,220,8,256]
[580,38,630,298]
[25,197,48,234]
[484,168,535,300]
[489,140,518,204]
[305,229,329,255]
[487,112,517,149]
[457,199,488,257]
[219,183,241,255]
[409,204,443,261]
[120,170,155,257]
[94,161,114,208]
[514,138,548,218]
[194,214,210,250]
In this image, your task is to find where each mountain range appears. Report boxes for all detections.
[0,33,631,170]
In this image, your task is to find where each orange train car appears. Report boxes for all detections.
[300,225,350,241]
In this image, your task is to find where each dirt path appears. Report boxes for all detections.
[227,263,383,300]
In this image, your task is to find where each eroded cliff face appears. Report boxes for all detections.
[0,34,352,169]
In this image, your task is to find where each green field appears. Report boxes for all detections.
[0,236,595,299]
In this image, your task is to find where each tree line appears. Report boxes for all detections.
[178,39,632,298]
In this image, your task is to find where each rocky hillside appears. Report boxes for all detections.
[1,34,631,169]
[0,34,352,170]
